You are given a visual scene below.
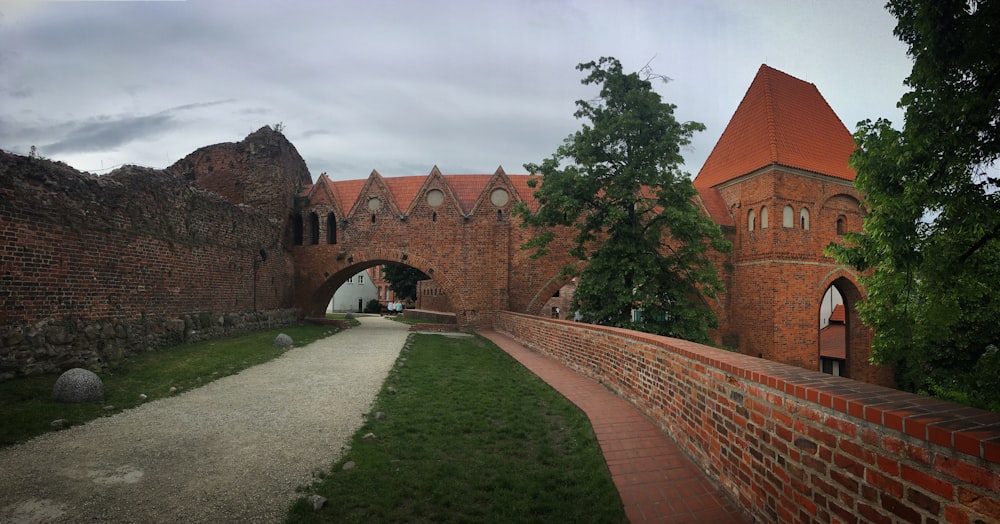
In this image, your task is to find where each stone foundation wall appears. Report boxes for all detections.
[1,309,298,379]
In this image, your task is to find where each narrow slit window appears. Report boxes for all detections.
[327,213,337,244]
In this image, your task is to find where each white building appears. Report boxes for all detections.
[328,270,377,313]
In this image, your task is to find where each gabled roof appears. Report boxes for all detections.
[328,178,366,215]
[829,304,846,324]
[694,64,856,190]
[442,174,493,212]
[319,171,540,216]
[820,323,846,360]
[696,187,734,227]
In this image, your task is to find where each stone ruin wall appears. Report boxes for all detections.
[0,132,304,380]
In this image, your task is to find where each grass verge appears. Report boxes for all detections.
[389,315,436,325]
[325,313,361,326]
[287,333,627,523]
[0,324,338,448]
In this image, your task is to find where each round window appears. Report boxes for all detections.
[426,189,444,208]
[366,197,383,212]
[490,188,510,207]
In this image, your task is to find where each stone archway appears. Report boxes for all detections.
[816,272,892,386]
[298,247,472,327]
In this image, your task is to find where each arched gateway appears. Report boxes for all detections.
[292,166,577,330]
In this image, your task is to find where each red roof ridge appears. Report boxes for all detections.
[763,66,779,162]
[694,64,856,190]
[829,304,846,323]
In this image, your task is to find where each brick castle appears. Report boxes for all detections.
[2,64,887,386]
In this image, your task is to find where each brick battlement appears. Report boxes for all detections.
[496,312,1000,524]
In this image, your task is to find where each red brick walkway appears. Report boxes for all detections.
[480,330,748,524]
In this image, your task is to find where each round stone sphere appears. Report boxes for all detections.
[52,368,105,403]
[273,333,293,347]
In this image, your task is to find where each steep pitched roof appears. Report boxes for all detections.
[820,323,846,360]
[443,174,493,212]
[694,64,856,190]
[328,179,366,214]
[696,187,735,228]
[319,172,541,216]
[829,304,846,324]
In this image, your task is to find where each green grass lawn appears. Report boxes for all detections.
[325,313,361,326]
[0,324,337,448]
[287,333,627,523]
[389,315,436,325]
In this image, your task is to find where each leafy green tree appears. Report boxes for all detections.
[827,0,1000,409]
[381,264,429,302]
[517,57,731,344]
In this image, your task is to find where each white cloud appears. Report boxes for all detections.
[0,0,911,178]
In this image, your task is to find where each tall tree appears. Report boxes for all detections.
[381,263,429,302]
[828,0,1000,408]
[517,57,731,344]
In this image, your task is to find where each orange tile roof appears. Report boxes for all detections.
[694,64,856,190]
[323,173,542,215]
[328,178,366,214]
[829,304,845,323]
[696,187,734,227]
[382,176,425,211]
[508,174,543,212]
[819,323,846,360]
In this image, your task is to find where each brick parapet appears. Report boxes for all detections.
[495,311,1000,523]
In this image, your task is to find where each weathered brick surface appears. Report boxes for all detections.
[1,124,891,390]
[497,312,1000,524]
[415,279,452,312]
[293,168,578,331]
[0,130,301,378]
[717,167,891,385]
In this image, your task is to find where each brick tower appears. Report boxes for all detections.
[695,65,891,386]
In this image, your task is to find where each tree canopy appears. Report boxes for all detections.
[381,264,429,302]
[827,0,1000,409]
[517,57,731,344]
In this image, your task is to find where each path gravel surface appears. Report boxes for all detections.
[0,316,409,524]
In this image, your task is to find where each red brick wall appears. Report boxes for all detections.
[721,167,890,385]
[167,126,312,224]
[294,170,575,331]
[496,312,1000,524]
[1,146,297,378]
[415,279,452,312]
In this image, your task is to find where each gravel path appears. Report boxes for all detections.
[0,316,409,524]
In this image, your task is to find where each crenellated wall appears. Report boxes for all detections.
[496,312,1000,524]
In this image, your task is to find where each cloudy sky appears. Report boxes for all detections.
[0,0,913,182]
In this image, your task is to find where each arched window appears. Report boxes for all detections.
[800,208,810,230]
[292,214,304,245]
[309,212,320,244]
[760,206,769,228]
[747,209,756,231]
[782,205,794,228]
[836,215,846,235]
[326,213,337,244]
